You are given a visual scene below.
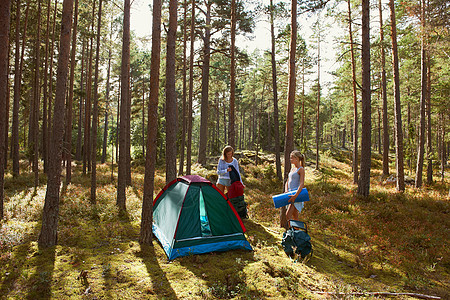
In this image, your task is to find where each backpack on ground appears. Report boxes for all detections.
[282,220,313,261]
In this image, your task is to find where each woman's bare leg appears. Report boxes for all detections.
[217,183,226,193]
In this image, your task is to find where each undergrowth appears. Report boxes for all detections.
[0,151,448,299]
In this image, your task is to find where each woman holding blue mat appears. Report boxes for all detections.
[285,150,306,224]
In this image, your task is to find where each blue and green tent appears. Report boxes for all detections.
[152,175,252,260]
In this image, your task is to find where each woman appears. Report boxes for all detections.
[216,146,242,194]
[285,150,306,224]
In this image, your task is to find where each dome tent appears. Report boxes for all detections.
[152,175,252,260]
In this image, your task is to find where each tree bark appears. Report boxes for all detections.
[165,0,178,183]
[270,0,282,181]
[38,0,74,248]
[117,0,131,211]
[75,40,85,161]
[228,0,236,149]
[347,0,358,183]
[379,0,389,177]
[140,0,162,245]
[42,0,52,174]
[357,0,371,197]
[315,24,321,171]
[415,0,427,188]
[65,0,78,184]
[178,0,188,175]
[0,0,11,220]
[281,0,297,228]
[12,0,22,177]
[198,1,211,167]
[91,0,103,203]
[186,0,195,175]
[389,0,405,192]
[426,53,432,184]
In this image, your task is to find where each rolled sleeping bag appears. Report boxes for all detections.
[272,188,309,208]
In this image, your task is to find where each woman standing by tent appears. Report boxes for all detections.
[285,150,306,224]
[216,146,242,194]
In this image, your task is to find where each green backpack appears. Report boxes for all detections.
[282,220,313,260]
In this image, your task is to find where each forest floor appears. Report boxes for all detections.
[0,149,449,299]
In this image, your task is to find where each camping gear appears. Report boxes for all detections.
[227,165,247,218]
[152,175,252,260]
[272,188,310,208]
[281,220,313,260]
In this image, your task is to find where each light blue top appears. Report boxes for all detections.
[217,158,241,181]
[288,167,303,191]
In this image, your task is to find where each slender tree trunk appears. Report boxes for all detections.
[270,0,282,181]
[12,0,22,176]
[389,0,405,192]
[426,53,432,184]
[38,0,73,248]
[281,0,296,228]
[32,0,42,188]
[228,0,236,149]
[186,0,195,175]
[47,0,57,173]
[65,0,78,184]
[379,0,389,177]
[315,26,321,171]
[140,0,162,245]
[91,0,102,203]
[165,0,178,183]
[76,40,85,161]
[117,0,131,211]
[415,0,427,188]
[141,79,145,159]
[102,39,112,164]
[179,0,188,175]
[42,0,52,174]
[0,0,11,220]
[347,0,358,183]
[198,1,211,166]
[357,0,371,196]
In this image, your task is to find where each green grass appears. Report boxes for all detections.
[0,153,449,299]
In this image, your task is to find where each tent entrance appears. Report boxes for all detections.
[199,188,212,237]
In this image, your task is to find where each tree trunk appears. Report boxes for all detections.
[315,25,321,171]
[42,0,52,174]
[415,0,427,188]
[38,0,73,248]
[281,0,297,228]
[198,1,211,167]
[117,0,131,211]
[347,0,359,183]
[91,0,102,203]
[426,53,432,184]
[228,0,236,149]
[0,0,11,220]
[357,0,371,197]
[270,0,282,181]
[379,0,389,177]
[165,0,178,183]
[179,0,188,176]
[389,0,405,192]
[186,0,195,175]
[140,0,162,245]
[102,41,112,164]
[75,40,85,161]
[65,0,78,184]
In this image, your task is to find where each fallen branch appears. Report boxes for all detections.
[311,291,441,299]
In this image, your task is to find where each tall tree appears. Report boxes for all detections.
[12,0,23,176]
[389,0,405,191]
[347,0,358,183]
[186,0,195,175]
[66,0,79,184]
[42,0,52,174]
[91,0,103,203]
[140,0,162,245]
[0,0,11,219]
[197,0,211,166]
[38,0,74,248]
[315,19,321,171]
[269,0,282,181]
[178,0,188,175]
[379,0,389,177]
[165,0,178,183]
[281,0,297,228]
[228,0,237,149]
[117,0,131,211]
[357,0,371,196]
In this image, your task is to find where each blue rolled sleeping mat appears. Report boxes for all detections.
[272,188,309,208]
